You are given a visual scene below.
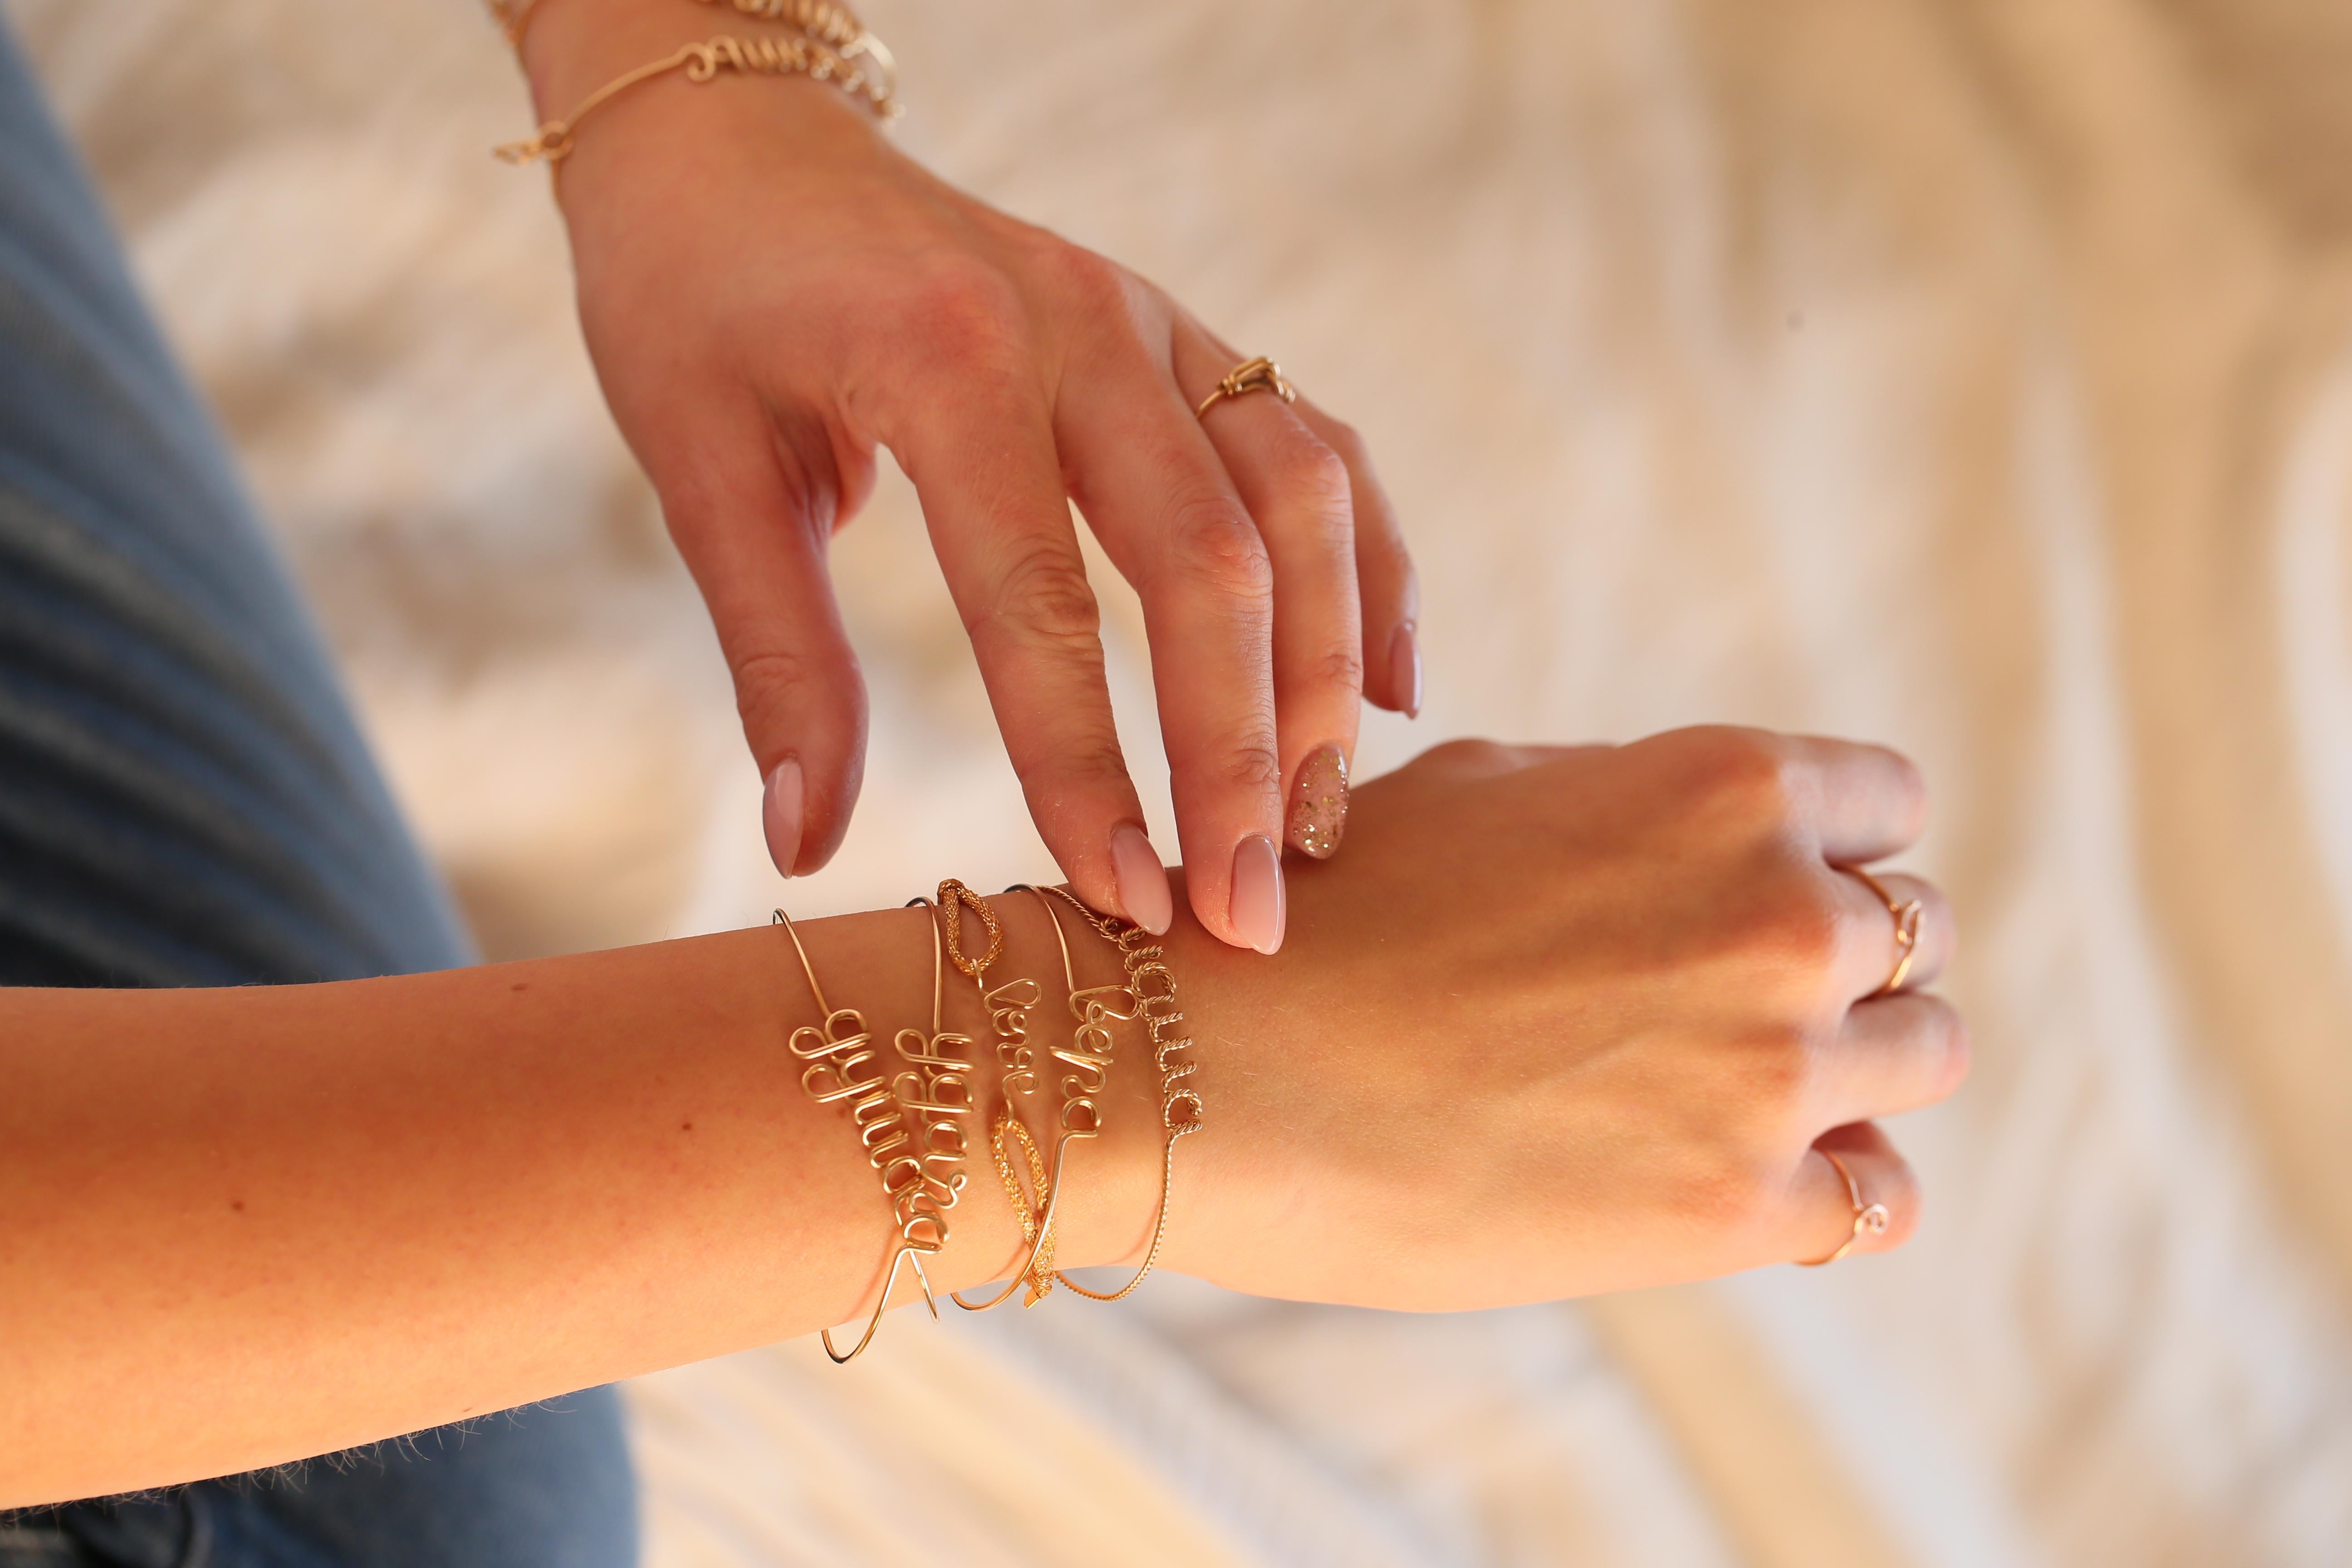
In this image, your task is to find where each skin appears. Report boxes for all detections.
[518,0,1422,947]
[0,728,1965,1506]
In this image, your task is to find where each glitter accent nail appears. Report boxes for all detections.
[1285,743,1350,860]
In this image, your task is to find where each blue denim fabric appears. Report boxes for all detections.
[0,20,638,1567]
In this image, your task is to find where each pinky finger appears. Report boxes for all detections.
[1788,1122,1921,1264]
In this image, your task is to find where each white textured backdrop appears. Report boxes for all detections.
[13,0,2352,1562]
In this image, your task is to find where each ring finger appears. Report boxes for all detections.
[1173,325,1364,863]
[1786,1121,1921,1264]
[1828,867,1954,999]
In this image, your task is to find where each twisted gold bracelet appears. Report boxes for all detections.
[1040,886,1201,1303]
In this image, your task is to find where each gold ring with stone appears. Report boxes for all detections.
[1195,356,1298,419]
[1798,1148,1891,1267]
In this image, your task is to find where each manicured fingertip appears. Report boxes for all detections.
[1285,743,1349,860]
[1230,834,1286,954]
[1387,622,1422,718]
[763,757,804,877]
[1109,823,1172,935]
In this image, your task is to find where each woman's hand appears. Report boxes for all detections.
[1154,727,1965,1306]
[519,4,1419,951]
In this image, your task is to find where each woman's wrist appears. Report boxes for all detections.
[516,0,873,145]
[781,882,1186,1299]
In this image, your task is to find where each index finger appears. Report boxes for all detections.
[1778,734,1930,864]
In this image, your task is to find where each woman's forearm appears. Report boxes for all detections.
[7,734,1971,1506]
[0,893,1168,1506]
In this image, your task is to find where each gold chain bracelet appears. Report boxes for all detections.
[496,29,897,166]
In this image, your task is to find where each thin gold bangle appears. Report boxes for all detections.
[951,887,1114,1310]
[773,906,947,1364]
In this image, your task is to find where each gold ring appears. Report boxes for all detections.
[1195,356,1298,419]
[1841,864,1925,996]
[1798,1148,1890,1267]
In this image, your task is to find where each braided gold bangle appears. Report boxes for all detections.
[495,29,897,166]
[1039,886,1201,1303]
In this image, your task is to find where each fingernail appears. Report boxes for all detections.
[762,758,804,877]
[1388,623,1423,719]
[1285,743,1349,860]
[1229,834,1286,954]
[1110,823,1172,935]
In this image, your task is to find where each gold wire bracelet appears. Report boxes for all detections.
[496,29,898,166]
[951,886,1133,1310]
[774,906,956,1363]
[688,0,886,62]
[1040,886,1202,1303]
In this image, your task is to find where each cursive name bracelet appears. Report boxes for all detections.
[1039,885,1200,1303]
[495,29,897,166]
[774,906,963,1362]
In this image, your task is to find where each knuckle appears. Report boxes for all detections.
[1212,743,1284,798]
[1746,877,1846,988]
[900,265,1028,371]
[972,544,1100,650]
[1312,642,1367,696]
[1036,733,1131,793]
[1166,492,1273,600]
[732,647,826,724]
[1267,427,1354,523]
[1676,1147,1779,1237]
[1687,729,1800,826]
[1041,242,1137,321]
[1730,1027,1817,1122]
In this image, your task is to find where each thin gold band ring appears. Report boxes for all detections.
[1841,864,1926,997]
[1798,1148,1891,1267]
[1196,356,1298,419]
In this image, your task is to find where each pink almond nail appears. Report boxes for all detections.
[762,758,804,877]
[1388,623,1423,719]
[1229,834,1286,954]
[1110,823,1172,935]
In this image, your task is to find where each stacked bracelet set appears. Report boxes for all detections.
[774,882,1204,1363]
[484,0,899,168]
